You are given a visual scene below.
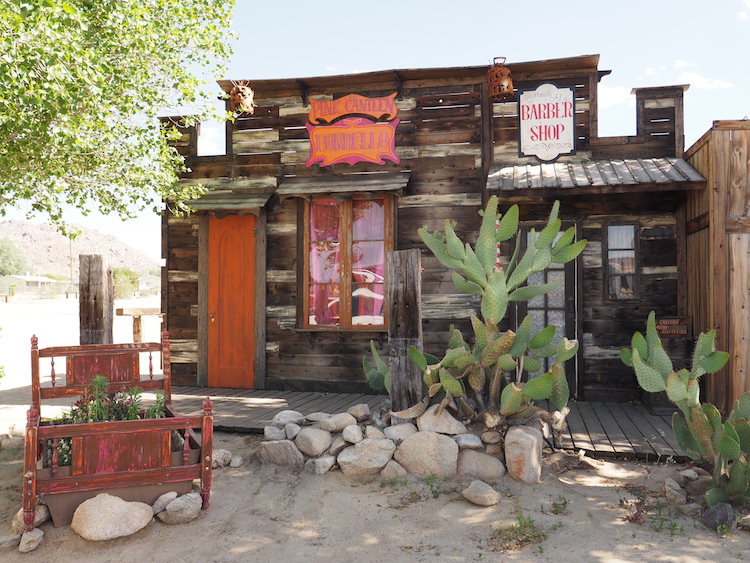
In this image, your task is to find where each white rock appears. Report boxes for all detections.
[505,426,543,484]
[157,493,202,525]
[264,425,286,441]
[212,448,233,468]
[337,439,397,476]
[680,469,699,481]
[271,410,306,427]
[384,422,418,443]
[454,433,484,450]
[481,430,502,444]
[229,455,244,468]
[462,480,501,506]
[328,435,348,456]
[380,460,408,480]
[18,528,43,553]
[295,427,333,457]
[305,455,337,475]
[347,403,371,422]
[71,494,153,541]
[457,450,506,480]
[342,424,364,444]
[365,426,386,440]
[259,440,305,467]
[0,534,21,549]
[305,412,332,422]
[394,431,458,477]
[12,504,51,534]
[417,404,468,435]
[152,491,178,515]
[285,423,302,440]
[664,478,687,505]
[319,413,357,432]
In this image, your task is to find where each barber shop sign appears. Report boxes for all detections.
[518,82,576,162]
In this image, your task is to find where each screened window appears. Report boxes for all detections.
[304,195,393,329]
[606,224,637,300]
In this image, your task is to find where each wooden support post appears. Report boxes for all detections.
[386,249,424,412]
[79,254,113,345]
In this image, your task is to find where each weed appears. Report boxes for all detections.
[488,514,548,551]
[622,498,648,525]
[550,495,569,515]
[717,524,730,537]
[380,477,408,490]
[423,474,443,498]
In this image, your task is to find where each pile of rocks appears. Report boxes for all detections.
[260,403,544,486]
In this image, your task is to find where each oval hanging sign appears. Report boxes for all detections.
[518,82,576,162]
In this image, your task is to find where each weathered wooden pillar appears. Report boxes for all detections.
[386,249,424,412]
[79,254,113,344]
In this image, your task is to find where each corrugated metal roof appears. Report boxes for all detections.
[486,158,704,193]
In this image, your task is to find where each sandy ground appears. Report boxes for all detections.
[2,298,750,562]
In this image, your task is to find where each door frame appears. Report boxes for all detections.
[197,211,267,388]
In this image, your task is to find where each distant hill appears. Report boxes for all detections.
[0,220,159,279]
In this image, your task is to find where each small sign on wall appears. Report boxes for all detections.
[518,82,576,162]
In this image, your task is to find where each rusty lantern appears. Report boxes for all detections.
[487,57,514,100]
[229,80,257,114]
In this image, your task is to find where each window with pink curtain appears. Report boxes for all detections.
[306,196,388,328]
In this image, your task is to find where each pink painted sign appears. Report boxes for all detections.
[306,93,400,168]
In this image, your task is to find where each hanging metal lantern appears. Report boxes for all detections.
[487,57,514,100]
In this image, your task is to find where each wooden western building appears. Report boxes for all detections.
[161,53,741,407]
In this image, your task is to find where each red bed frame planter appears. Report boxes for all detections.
[23,331,213,530]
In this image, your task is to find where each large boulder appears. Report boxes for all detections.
[305,455,337,475]
[270,410,306,427]
[259,440,305,467]
[71,494,153,541]
[505,426,543,484]
[417,404,468,435]
[337,439,396,475]
[347,403,371,422]
[295,427,333,457]
[394,431,458,477]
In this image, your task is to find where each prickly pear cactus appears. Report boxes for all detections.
[365,196,586,431]
[622,313,750,507]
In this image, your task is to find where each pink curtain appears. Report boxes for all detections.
[309,199,341,325]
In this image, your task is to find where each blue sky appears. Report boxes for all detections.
[5,0,749,262]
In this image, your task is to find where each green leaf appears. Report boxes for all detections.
[632,349,666,393]
[536,219,561,249]
[508,316,533,357]
[409,346,427,371]
[734,419,750,455]
[363,356,385,391]
[523,355,542,373]
[476,196,500,275]
[620,348,633,367]
[529,325,556,350]
[439,368,464,397]
[370,340,390,376]
[717,435,741,462]
[551,239,586,264]
[672,413,702,460]
[631,332,648,362]
[700,351,730,374]
[556,338,579,363]
[451,271,484,295]
[728,460,749,497]
[522,372,554,401]
[444,221,466,260]
[508,281,562,302]
[552,226,575,254]
[549,362,569,410]
[705,487,730,508]
[496,205,519,242]
[463,245,488,287]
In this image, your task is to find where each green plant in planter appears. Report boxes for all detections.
[364,196,585,431]
[52,375,168,466]
[621,312,750,506]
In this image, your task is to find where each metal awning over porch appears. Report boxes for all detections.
[277,172,411,202]
[486,157,705,195]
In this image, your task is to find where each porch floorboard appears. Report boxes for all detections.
[171,387,684,461]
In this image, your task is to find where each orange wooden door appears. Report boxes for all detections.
[208,214,256,388]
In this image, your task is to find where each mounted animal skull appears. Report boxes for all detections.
[229,80,256,114]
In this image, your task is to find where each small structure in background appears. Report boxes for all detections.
[137,274,160,296]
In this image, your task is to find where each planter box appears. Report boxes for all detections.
[22,334,213,532]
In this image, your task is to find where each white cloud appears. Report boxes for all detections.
[645,68,656,76]
[598,85,633,109]
[740,11,748,19]
[678,72,734,89]
[674,60,690,68]
[743,0,750,7]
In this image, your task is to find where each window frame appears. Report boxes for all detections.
[603,222,639,301]
[301,194,394,330]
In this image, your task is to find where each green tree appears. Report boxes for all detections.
[113,267,137,299]
[0,237,28,275]
[0,0,235,224]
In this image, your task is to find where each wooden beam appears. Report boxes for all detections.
[79,254,113,345]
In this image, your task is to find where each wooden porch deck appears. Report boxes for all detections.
[171,387,684,462]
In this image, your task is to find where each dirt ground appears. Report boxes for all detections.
[2,297,750,562]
